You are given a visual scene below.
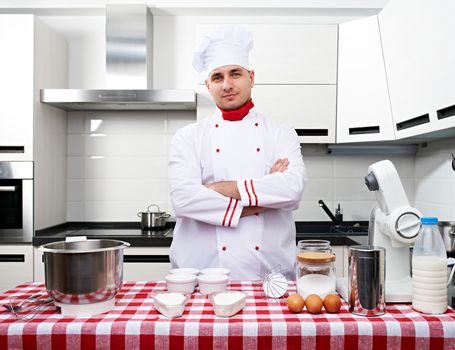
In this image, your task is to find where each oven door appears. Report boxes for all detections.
[0,162,33,243]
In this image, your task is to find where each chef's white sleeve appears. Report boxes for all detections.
[169,125,243,227]
[237,123,307,210]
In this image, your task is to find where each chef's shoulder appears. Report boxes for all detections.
[170,117,212,145]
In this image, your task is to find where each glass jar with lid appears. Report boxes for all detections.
[297,239,332,253]
[296,251,336,299]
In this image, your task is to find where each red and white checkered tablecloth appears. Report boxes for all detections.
[0,281,454,350]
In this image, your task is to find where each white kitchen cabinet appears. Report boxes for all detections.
[34,246,171,282]
[196,23,337,85]
[197,84,337,143]
[33,247,45,282]
[379,0,455,139]
[123,247,171,281]
[0,15,68,231]
[0,15,34,160]
[0,245,34,293]
[337,16,395,143]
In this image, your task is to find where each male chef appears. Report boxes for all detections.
[168,25,307,280]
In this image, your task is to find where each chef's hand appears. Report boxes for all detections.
[204,181,241,200]
[204,158,288,207]
[240,206,268,217]
[270,158,289,174]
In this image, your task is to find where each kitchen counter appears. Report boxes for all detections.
[33,221,369,247]
[1,281,454,350]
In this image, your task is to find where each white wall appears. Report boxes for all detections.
[414,139,455,220]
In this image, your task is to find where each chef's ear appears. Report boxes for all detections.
[249,70,255,87]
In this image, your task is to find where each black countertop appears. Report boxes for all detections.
[33,221,369,247]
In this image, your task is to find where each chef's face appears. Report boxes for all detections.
[205,65,255,110]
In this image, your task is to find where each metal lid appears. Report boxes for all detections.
[296,251,335,263]
[438,221,455,227]
[349,245,385,258]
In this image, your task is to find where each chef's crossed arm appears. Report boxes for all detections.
[169,124,244,228]
[211,124,307,211]
[169,123,307,228]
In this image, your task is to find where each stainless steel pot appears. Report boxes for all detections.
[137,204,170,230]
[438,221,455,252]
[39,239,130,305]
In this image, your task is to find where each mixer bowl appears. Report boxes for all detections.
[39,239,130,305]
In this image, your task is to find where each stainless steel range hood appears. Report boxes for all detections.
[41,4,196,111]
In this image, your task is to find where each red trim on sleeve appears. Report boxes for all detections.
[222,198,233,226]
[244,180,252,206]
[250,179,258,206]
[228,199,239,227]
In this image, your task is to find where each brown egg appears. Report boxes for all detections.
[305,294,323,314]
[323,294,342,313]
[287,293,305,313]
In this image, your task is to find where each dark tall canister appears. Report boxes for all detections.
[348,245,386,316]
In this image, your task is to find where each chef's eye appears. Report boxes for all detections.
[212,75,222,82]
[232,72,240,77]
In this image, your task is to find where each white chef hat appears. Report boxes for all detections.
[192,25,254,76]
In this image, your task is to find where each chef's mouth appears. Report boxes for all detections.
[222,93,238,98]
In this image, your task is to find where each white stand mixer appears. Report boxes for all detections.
[337,160,421,303]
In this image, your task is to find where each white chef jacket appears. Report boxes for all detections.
[168,107,307,280]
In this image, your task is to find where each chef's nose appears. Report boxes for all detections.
[223,77,233,91]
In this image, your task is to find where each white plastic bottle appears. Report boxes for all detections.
[412,217,448,314]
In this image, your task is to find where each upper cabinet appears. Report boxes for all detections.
[0,15,34,160]
[378,0,455,139]
[337,15,395,143]
[196,23,337,143]
[0,15,67,161]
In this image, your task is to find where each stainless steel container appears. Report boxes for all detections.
[348,245,386,316]
[39,239,130,305]
[137,204,170,230]
[438,221,455,252]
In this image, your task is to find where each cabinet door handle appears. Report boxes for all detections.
[396,114,430,131]
[295,129,329,136]
[437,103,455,120]
[0,146,24,153]
[0,254,25,262]
[349,126,380,135]
[123,255,170,263]
[0,186,17,192]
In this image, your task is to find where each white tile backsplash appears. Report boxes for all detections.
[84,200,170,222]
[66,113,455,222]
[302,178,333,201]
[414,138,455,220]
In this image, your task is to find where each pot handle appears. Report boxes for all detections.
[137,212,142,217]
[449,229,455,236]
[158,213,171,219]
[147,204,161,213]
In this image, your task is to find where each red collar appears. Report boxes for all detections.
[217,99,254,121]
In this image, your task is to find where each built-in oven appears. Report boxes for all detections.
[0,162,33,243]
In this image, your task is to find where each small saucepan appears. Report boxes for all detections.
[137,204,170,230]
